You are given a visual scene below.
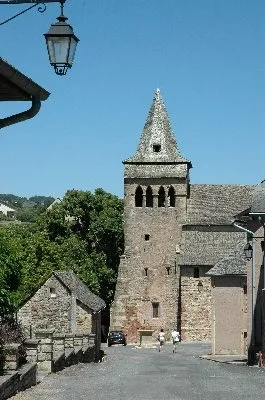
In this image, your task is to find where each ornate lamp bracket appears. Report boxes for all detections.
[0,0,65,26]
[0,2,46,26]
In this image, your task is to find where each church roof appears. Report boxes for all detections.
[206,244,247,276]
[124,89,191,165]
[181,228,246,266]
[186,184,255,225]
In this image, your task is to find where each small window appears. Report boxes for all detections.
[166,267,170,275]
[145,234,150,241]
[193,267,199,278]
[153,144,161,153]
[144,267,148,277]
[152,302,159,318]
[50,287,56,298]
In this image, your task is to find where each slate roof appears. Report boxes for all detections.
[124,89,191,165]
[206,244,247,276]
[54,271,105,312]
[181,229,246,266]
[251,180,265,214]
[186,184,255,225]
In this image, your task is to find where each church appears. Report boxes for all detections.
[110,89,254,344]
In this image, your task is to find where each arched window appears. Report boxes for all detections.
[168,186,175,207]
[135,186,143,207]
[158,186,165,207]
[146,186,153,208]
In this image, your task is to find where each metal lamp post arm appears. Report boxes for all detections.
[0,0,65,26]
[0,0,65,4]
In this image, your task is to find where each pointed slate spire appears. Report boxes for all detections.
[125,89,190,164]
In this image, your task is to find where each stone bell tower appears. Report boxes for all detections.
[110,89,192,343]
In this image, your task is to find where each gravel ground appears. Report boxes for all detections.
[11,342,265,400]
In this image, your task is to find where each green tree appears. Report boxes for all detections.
[39,189,123,303]
[0,226,23,316]
[16,205,47,223]
[0,189,123,308]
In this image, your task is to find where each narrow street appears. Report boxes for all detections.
[13,343,265,400]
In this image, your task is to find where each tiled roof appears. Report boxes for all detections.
[124,89,190,165]
[54,271,105,312]
[186,184,255,225]
[181,229,246,266]
[251,180,265,213]
[206,244,247,276]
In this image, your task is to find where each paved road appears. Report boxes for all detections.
[13,342,265,400]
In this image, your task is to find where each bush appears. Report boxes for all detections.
[0,319,25,374]
[0,319,24,345]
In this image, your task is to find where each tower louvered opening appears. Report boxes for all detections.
[158,186,165,207]
[135,186,143,207]
[168,186,175,207]
[146,186,153,207]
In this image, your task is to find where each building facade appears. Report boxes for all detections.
[17,271,105,344]
[110,90,254,344]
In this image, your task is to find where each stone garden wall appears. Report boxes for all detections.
[0,330,98,400]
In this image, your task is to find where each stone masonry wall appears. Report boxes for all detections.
[180,266,212,341]
[76,301,92,333]
[111,177,188,343]
[17,275,71,337]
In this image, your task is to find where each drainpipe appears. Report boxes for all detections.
[233,222,255,348]
[250,215,265,289]
[0,96,41,129]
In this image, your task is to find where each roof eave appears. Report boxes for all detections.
[123,160,192,167]
[0,57,50,101]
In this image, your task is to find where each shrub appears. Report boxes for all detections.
[0,319,25,374]
[0,319,24,345]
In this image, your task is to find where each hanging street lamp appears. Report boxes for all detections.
[44,3,79,75]
[0,0,79,76]
[243,242,253,261]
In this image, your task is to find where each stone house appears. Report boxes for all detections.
[17,271,105,345]
[232,181,265,362]
[110,89,255,344]
[208,180,265,360]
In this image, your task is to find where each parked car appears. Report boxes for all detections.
[108,330,127,347]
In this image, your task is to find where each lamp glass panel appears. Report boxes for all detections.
[46,36,71,64]
[67,37,78,65]
[244,243,253,260]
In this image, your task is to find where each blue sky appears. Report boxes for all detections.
[1,0,265,199]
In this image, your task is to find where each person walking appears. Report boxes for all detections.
[158,328,165,352]
[171,328,180,353]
